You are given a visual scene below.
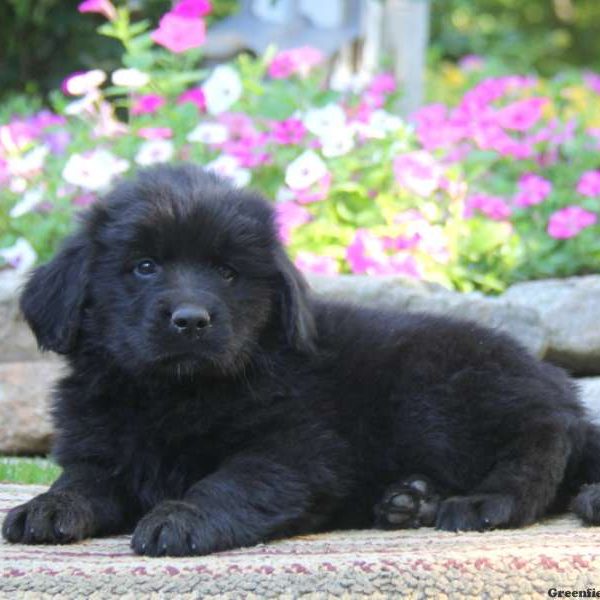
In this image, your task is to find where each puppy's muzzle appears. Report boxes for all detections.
[170,304,212,335]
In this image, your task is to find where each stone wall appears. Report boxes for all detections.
[1,274,599,454]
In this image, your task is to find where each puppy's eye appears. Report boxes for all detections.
[216,264,237,282]
[134,259,159,277]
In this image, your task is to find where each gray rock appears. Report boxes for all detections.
[504,276,600,374]
[307,274,549,357]
[0,360,60,454]
[0,298,43,362]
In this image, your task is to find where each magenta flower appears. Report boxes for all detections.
[171,0,212,18]
[151,13,206,53]
[294,173,332,204]
[513,173,552,207]
[268,47,324,79]
[465,194,512,221]
[274,201,312,244]
[547,206,597,239]
[584,72,600,95]
[270,118,306,145]
[177,88,206,112]
[393,151,443,197]
[131,94,166,115]
[222,132,271,168]
[137,127,173,140]
[497,97,548,132]
[346,230,421,277]
[294,252,339,275]
[78,0,116,20]
[368,73,396,95]
[576,170,600,197]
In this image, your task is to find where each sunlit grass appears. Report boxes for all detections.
[0,456,61,485]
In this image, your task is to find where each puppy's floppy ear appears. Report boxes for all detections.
[20,231,91,355]
[274,247,316,353]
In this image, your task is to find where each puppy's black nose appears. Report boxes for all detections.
[170,304,211,333]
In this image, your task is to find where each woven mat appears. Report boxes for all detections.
[2,485,600,599]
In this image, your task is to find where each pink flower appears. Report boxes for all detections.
[393,151,443,197]
[78,0,116,20]
[275,201,312,243]
[547,206,597,239]
[73,193,97,208]
[151,13,206,53]
[270,118,306,145]
[465,194,512,221]
[346,230,421,277]
[137,127,173,140]
[221,132,271,168]
[177,88,206,112]
[131,94,166,115]
[368,73,396,95]
[295,173,332,204]
[497,97,548,132]
[171,0,212,18]
[268,47,324,79]
[513,173,552,207]
[295,252,339,275]
[218,112,257,139]
[584,72,600,95]
[576,170,600,198]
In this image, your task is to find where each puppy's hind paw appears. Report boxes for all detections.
[572,483,600,525]
[374,475,440,529]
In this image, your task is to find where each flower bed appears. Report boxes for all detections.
[1,0,599,293]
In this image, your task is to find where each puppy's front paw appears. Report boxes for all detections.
[435,493,515,532]
[2,491,95,544]
[374,475,440,529]
[132,501,208,557]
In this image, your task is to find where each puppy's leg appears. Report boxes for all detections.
[2,464,134,544]
[374,475,441,529]
[436,420,570,532]
[131,443,346,557]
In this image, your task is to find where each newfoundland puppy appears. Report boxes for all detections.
[3,164,600,556]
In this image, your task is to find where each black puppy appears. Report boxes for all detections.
[3,164,600,556]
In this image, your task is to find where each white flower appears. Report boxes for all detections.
[285,150,328,190]
[187,123,229,145]
[64,70,106,96]
[320,130,355,157]
[7,145,49,177]
[134,140,175,166]
[62,149,129,191]
[10,186,44,218]
[204,155,251,187]
[0,238,37,274]
[64,91,99,116]
[302,104,346,137]
[8,177,27,194]
[111,68,150,88]
[351,110,407,139]
[202,65,243,115]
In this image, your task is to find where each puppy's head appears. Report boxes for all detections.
[21,164,315,377]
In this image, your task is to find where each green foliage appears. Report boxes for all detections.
[0,457,61,485]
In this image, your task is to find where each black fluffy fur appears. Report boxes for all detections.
[3,164,600,556]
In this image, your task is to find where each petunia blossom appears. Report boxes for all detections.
[513,173,552,207]
[62,70,106,96]
[187,123,229,144]
[576,170,600,198]
[0,238,37,275]
[62,149,129,191]
[547,206,597,239]
[134,140,175,165]
[9,186,45,218]
[303,104,346,137]
[274,201,312,243]
[465,194,512,221]
[131,94,166,116]
[137,127,173,140]
[202,66,243,115]
[496,97,548,132]
[320,129,354,158]
[294,252,339,275]
[204,154,251,188]
[177,88,206,112]
[171,0,212,18]
[151,13,206,53]
[268,46,324,79]
[112,68,150,88]
[270,118,306,145]
[393,151,443,198]
[78,0,116,20]
[285,150,329,191]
